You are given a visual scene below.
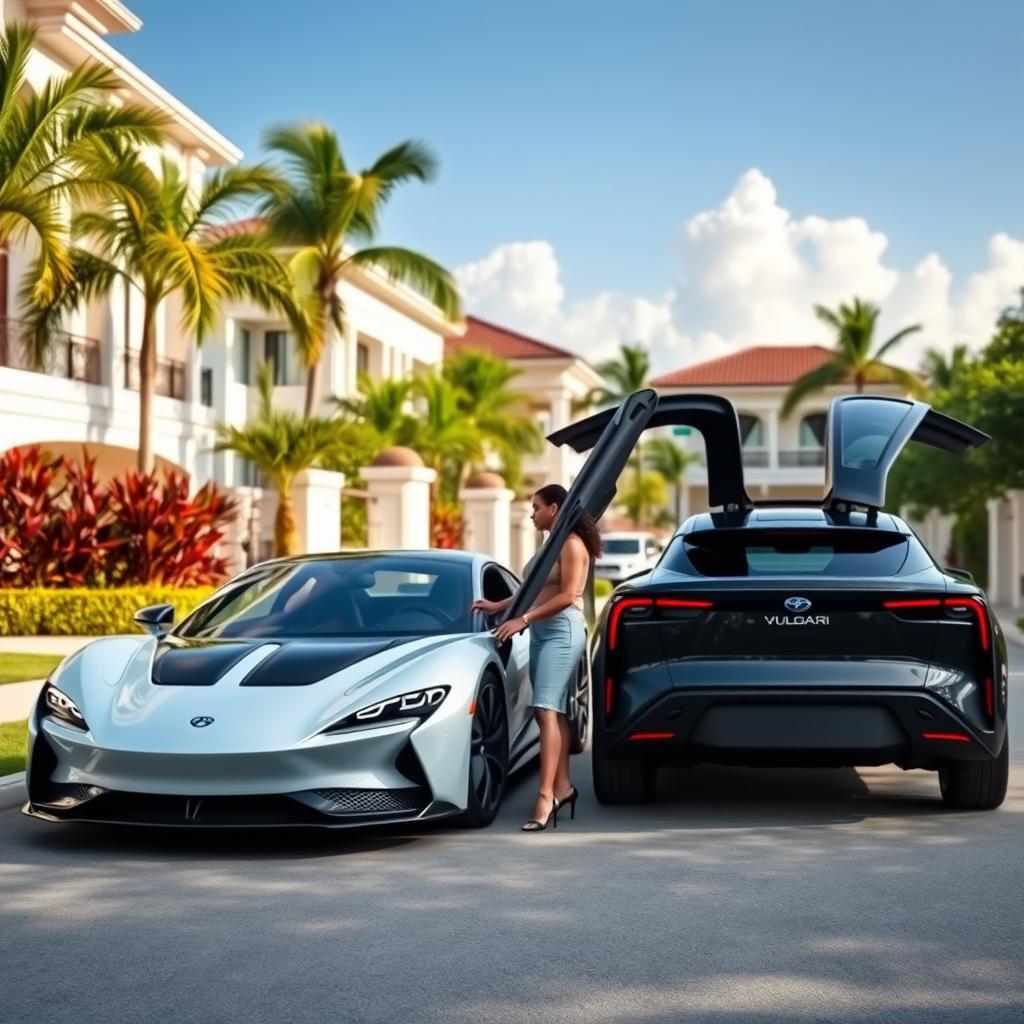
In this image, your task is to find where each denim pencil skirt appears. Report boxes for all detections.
[529,607,587,713]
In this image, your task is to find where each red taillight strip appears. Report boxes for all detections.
[883,599,942,609]
[655,598,714,609]
[983,677,994,717]
[922,732,971,743]
[629,731,675,741]
[608,598,653,650]
[944,597,990,651]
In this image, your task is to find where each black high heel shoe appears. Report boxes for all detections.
[555,785,579,821]
[521,795,559,831]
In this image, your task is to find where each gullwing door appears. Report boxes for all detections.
[505,391,749,622]
[824,395,989,510]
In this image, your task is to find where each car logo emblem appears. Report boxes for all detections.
[784,597,811,613]
[190,716,214,728]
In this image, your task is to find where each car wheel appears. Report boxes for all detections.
[592,751,656,805]
[567,662,590,755]
[458,674,509,828]
[939,734,1009,810]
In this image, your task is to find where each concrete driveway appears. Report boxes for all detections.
[1,644,1022,1024]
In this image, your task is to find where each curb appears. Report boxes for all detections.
[0,771,26,812]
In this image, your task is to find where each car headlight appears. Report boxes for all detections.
[324,685,450,733]
[42,683,89,730]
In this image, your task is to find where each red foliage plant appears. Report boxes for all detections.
[0,447,237,588]
[105,469,237,587]
[431,501,464,550]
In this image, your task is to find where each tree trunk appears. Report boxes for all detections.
[304,359,321,419]
[137,302,157,473]
[634,440,644,527]
[275,486,298,556]
[855,372,864,393]
[674,479,682,526]
[0,246,8,366]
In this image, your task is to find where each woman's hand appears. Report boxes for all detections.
[492,615,528,644]
[471,598,502,616]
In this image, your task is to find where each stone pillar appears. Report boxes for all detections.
[987,499,1001,603]
[361,447,436,550]
[222,485,263,574]
[988,497,1016,606]
[292,468,345,554]
[766,406,780,469]
[1011,490,1024,611]
[510,500,539,574]
[459,472,514,564]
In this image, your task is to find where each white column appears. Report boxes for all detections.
[1011,490,1024,611]
[766,406,780,469]
[460,479,514,564]
[292,468,345,554]
[987,499,1002,603]
[361,465,437,549]
[510,500,539,575]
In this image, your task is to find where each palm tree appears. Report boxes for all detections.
[646,436,700,525]
[334,372,415,449]
[442,349,542,491]
[584,343,652,524]
[26,146,302,472]
[921,343,970,391]
[214,364,352,556]
[260,123,462,417]
[781,298,925,418]
[0,22,163,327]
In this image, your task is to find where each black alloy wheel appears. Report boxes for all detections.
[568,662,590,754]
[458,674,509,828]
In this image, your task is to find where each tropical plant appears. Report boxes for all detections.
[921,344,970,391]
[645,436,700,525]
[24,145,302,472]
[334,372,415,448]
[619,470,668,526]
[260,123,462,416]
[583,343,652,524]
[214,364,352,556]
[0,22,164,320]
[442,349,542,491]
[781,298,925,418]
[105,469,236,586]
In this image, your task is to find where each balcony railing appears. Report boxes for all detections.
[123,351,186,400]
[741,447,769,467]
[779,448,825,467]
[0,317,101,384]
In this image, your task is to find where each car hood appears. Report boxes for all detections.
[46,632,474,754]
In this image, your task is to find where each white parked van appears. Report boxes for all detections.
[595,531,664,583]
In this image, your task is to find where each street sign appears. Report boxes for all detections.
[672,426,692,436]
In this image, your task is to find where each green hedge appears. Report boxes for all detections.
[0,587,216,636]
[594,578,614,599]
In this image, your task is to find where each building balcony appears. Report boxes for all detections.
[123,351,187,401]
[0,317,101,384]
[741,447,769,467]
[779,447,825,467]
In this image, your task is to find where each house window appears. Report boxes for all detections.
[799,413,827,448]
[356,341,369,377]
[738,414,765,447]
[264,330,303,386]
[237,328,251,385]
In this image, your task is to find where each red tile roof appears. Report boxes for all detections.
[445,316,578,361]
[204,216,268,241]
[651,345,858,388]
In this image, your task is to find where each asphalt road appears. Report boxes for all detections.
[2,644,1023,1024]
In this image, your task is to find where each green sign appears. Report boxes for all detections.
[672,426,692,436]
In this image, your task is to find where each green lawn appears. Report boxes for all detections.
[0,653,62,685]
[0,719,28,776]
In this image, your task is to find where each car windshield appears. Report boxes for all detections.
[603,539,642,555]
[175,555,474,639]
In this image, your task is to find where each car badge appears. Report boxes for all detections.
[784,596,812,613]
[190,716,215,728]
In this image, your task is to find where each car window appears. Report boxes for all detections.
[604,539,642,554]
[483,566,515,602]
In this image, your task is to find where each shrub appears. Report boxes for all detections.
[432,501,464,549]
[594,578,614,599]
[0,586,216,635]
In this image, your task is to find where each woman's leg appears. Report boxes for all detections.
[554,714,573,802]
[530,708,562,823]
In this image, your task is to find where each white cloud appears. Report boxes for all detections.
[455,169,1024,375]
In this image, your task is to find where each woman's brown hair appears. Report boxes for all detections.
[533,484,603,560]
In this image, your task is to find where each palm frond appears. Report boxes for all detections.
[344,246,461,321]
[780,361,847,419]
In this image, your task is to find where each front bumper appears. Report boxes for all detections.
[599,688,1004,768]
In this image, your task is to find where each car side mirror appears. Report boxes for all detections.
[134,603,174,637]
[944,566,974,582]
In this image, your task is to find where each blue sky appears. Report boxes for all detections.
[115,1,1024,371]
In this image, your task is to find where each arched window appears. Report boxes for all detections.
[738,414,764,447]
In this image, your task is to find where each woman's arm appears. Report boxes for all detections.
[471,595,514,615]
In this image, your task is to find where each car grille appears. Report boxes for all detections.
[310,787,427,815]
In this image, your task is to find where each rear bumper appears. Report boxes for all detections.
[598,688,1004,768]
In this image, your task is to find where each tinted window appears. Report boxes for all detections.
[604,539,642,554]
[662,529,910,578]
[176,556,473,638]
[838,400,908,469]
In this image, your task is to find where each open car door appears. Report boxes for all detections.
[505,391,749,622]
[824,395,989,510]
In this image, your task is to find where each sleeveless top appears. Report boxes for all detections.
[523,543,586,612]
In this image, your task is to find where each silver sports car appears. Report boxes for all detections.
[24,550,590,829]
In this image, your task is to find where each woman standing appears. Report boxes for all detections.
[473,483,602,832]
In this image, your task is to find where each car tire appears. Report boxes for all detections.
[458,674,509,828]
[939,734,1009,810]
[592,751,656,804]
[567,662,590,755]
